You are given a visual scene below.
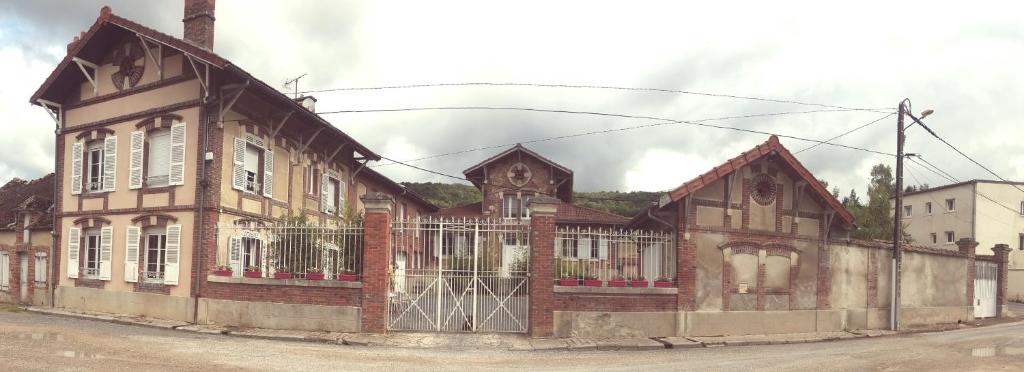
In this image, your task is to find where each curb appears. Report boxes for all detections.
[20,306,989,352]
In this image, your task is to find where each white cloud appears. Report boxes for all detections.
[1,0,1022,200]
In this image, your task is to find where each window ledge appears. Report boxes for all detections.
[206,274,362,288]
[553,286,677,295]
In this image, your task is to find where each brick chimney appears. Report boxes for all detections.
[183,0,216,50]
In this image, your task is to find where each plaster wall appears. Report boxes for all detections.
[197,298,360,332]
[55,286,194,322]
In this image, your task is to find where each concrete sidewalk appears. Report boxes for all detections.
[24,306,900,351]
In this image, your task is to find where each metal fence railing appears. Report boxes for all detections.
[217,220,363,280]
[554,226,675,288]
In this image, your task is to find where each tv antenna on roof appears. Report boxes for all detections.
[283,73,307,99]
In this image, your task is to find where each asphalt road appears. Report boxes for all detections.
[1,305,1023,372]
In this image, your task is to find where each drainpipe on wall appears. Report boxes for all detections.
[191,89,212,324]
[49,114,61,308]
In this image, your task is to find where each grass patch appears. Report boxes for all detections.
[0,303,23,312]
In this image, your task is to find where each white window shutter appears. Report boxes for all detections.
[102,136,117,192]
[578,237,592,259]
[337,176,347,214]
[71,142,83,195]
[263,150,274,197]
[232,137,246,190]
[124,226,140,283]
[164,224,181,285]
[67,227,81,278]
[321,175,331,213]
[169,122,186,186]
[598,238,609,260]
[129,131,145,189]
[99,226,113,280]
[229,237,242,277]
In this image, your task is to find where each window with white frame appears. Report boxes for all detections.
[925,202,932,215]
[242,237,263,271]
[397,203,406,221]
[243,143,261,193]
[930,233,937,244]
[146,129,171,187]
[306,165,318,195]
[502,194,533,219]
[86,141,105,192]
[324,177,339,214]
[945,198,956,212]
[321,173,345,215]
[34,254,47,286]
[232,134,273,198]
[1019,233,1023,251]
[0,253,9,291]
[143,227,167,282]
[945,231,955,244]
[84,229,102,278]
[903,205,912,218]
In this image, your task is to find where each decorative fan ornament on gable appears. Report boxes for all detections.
[110,40,145,90]
[507,162,532,187]
[751,173,778,206]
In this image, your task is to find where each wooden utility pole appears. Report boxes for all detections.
[891,100,907,331]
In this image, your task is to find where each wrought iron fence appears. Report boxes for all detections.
[217,220,363,280]
[554,226,675,287]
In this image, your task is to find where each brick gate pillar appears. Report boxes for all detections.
[992,243,1012,317]
[956,238,978,314]
[676,199,696,311]
[361,193,393,333]
[528,196,559,337]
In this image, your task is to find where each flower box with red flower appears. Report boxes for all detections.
[212,265,233,277]
[273,272,293,279]
[337,273,359,282]
[607,278,627,288]
[654,278,673,288]
[558,278,579,286]
[583,277,602,287]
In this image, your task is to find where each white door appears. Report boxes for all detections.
[394,252,407,294]
[19,254,29,303]
[974,261,997,318]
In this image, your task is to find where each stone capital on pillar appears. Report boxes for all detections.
[361,192,394,215]
[956,238,979,256]
[528,195,559,217]
[992,244,1011,262]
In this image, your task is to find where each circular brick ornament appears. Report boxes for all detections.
[751,173,777,206]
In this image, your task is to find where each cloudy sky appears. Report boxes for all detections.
[1,1,1021,199]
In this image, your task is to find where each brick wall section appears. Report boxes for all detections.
[202,283,360,306]
[552,293,676,312]
[528,197,557,337]
[992,244,1011,316]
[360,195,392,333]
[866,248,879,308]
[676,199,697,311]
[956,238,978,311]
[816,213,832,309]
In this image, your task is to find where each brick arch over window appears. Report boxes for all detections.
[74,128,116,141]
[135,114,183,131]
[130,213,179,228]
[718,240,801,311]
[71,216,111,229]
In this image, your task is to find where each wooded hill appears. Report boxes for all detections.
[400,182,660,217]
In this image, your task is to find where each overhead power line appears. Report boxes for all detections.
[317,106,895,161]
[793,112,896,154]
[297,82,893,113]
[906,156,1021,216]
[908,115,1024,195]
[370,108,892,167]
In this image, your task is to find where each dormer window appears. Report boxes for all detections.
[232,134,274,198]
[243,143,261,193]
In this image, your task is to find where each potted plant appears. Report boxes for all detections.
[273,265,293,279]
[337,269,359,282]
[607,274,627,288]
[631,276,648,288]
[243,266,262,278]
[306,267,325,281]
[654,276,673,288]
[212,265,233,277]
[583,273,602,287]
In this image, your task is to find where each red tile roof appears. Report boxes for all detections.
[664,135,855,228]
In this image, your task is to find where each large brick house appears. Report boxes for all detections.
[30,2,434,322]
[0,174,55,306]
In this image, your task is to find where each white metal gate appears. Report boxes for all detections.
[388,218,530,333]
[974,261,998,318]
